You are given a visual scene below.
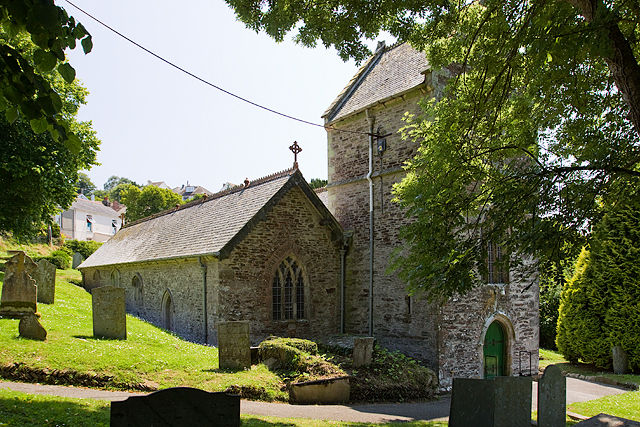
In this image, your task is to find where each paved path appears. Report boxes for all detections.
[0,377,629,423]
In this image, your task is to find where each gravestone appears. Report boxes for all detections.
[19,313,47,341]
[72,252,84,269]
[110,387,240,427]
[612,346,629,375]
[0,252,38,318]
[353,337,375,368]
[538,364,566,427]
[92,286,126,340]
[218,321,251,370]
[34,259,56,304]
[449,376,532,427]
[573,413,640,427]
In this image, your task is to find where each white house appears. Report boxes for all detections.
[56,196,123,242]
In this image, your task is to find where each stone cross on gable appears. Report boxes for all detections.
[289,141,302,168]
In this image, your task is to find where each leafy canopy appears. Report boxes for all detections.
[0,0,92,150]
[227,0,640,302]
[120,185,184,223]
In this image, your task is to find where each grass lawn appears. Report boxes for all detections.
[0,388,448,427]
[0,269,286,400]
[568,391,640,422]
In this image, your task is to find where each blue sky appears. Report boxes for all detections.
[63,0,382,193]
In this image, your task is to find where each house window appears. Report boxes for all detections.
[272,256,305,320]
[86,215,93,231]
[111,220,118,234]
[486,242,509,284]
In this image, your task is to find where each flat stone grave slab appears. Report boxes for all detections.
[218,321,251,370]
[110,387,240,427]
[92,286,126,340]
[574,414,640,427]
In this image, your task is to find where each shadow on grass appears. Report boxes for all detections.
[0,393,110,427]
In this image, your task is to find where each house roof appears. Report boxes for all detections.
[314,187,328,207]
[172,185,213,197]
[78,168,343,269]
[70,197,122,219]
[322,42,430,123]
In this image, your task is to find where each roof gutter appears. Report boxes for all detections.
[78,252,221,271]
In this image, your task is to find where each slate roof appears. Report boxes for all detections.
[71,198,121,219]
[322,42,430,123]
[78,168,342,269]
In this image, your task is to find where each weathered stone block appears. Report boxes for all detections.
[612,346,629,375]
[34,259,56,304]
[538,365,566,427]
[92,286,126,340]
[110,387,240,427]
[19,313,47,341]
[72,252,84,269]
[289,376,350,404]
[218,321,251,370]
[353,337,374,368]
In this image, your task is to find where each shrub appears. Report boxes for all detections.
[556,195,640,372]
[34,250,71,270]
[63,240,103,259]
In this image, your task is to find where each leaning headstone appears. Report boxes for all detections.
[92,286,126,340]
[218,321,251,370]
[19,313,47,341]
[538,364,566,427]
[612,346,629,375]
[71,252,84,269]
[34,259,56,304]
[110,387,240,427]
[449,376,532,427]
[353,337,375,367]
[0,252,38,318]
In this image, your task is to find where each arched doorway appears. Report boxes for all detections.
[484,320,506,378]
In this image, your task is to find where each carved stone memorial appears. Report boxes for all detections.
[92,286,127,340]
[0,252,38,318]
[72,252,84,269]
[110,387,240,427]
[353,337,375,368]
[612,346,630,375]
[218,321,251,370]
[538,365,566,427]
[34,259,56,304]
[449,376,532,427]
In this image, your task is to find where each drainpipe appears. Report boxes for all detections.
[366,109,375,336]
[340,247,346,334]
[199,256,208,344]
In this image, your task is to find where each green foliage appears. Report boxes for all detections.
[63,239,102,259]
[103,175,137,191]
[49,222,60,238]
[34,249,70,270]
[121,185,184,222]
[309,178,327,189]
[539,260,573,350]
[557,195,640,371]
[227,0,640,303]
[568,392,640,422]
[0,0,92,145]
[0,29,100,238]
[76,171,96,196]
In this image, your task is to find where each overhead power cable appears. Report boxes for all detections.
[63,0,372,137]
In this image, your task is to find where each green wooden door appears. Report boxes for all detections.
[484,321,505,379]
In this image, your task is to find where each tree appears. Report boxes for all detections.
[103,175,137,191]
[0,33,99,236]
[556,193,640,371]
[309,178,328,189]
[0,0,92,149]
[120,185,183,222]
[226,0,640,302]
[76,171,96,196]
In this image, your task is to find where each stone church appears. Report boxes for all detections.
[80,42,539,389]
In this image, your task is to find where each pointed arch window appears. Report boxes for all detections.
[272,256,305,320]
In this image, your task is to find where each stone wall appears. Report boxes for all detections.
[326,87,539,382]
[80,184,342,346]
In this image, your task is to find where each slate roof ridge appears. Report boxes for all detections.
[123,166,298,229]
[313,186,327,194]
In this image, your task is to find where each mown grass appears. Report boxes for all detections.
[540,348,640,387]
[568,391,640,422]
[0,388,448,427]
[0,270,287,400]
